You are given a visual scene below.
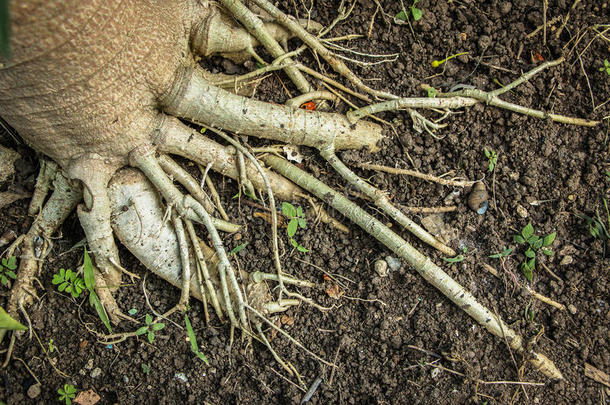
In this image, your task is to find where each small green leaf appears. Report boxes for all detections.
[1,276,6,286]
[513,235,525,244]
[296,244,309,253]
[442,255,465,263]
[532,238,544,251]
[135,326,148,336]
[543,232,556,246]
[65,269,72,280]
[148,331,155,343]
[83,248,96,291]
[296,205,303,218]
[287,219,298,237]
[185,314,209,364]
[0,306,27,330]
[484,148,491,158]
[298,218,307,229]
[89,291,112,333]
[145,314,153,325]
[541,248,553,256]
[290,238,299,248]
[128,308,138,315]
[281,202,297,218]
[521,223,534,240]
[521,263,533,281]
[58,281,68,292]
[151,323,165,331]
[411,7,422,21]
[5,271,15,279]
[394,10,408,21]
[5,256,16,270]
[59,268,65,278]
[528,258,536,269]
[230,242,248,256]
[52,275,63,284]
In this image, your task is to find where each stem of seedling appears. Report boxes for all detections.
[431,52,469,68]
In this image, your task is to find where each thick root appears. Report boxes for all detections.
[264,154,564,380]
[160,66,383,152]
[156,115,301,200]
[107,167,283,320]
[192,4,322,64]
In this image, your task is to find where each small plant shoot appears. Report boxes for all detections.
[443,247,467,263]
[281,202,308,253]
[52,268,86,298]
[58,384,77,405]
[83,248,113,333]
[0,256,17,287]
[484,148,498,172]
[431,51,469,68]
[184,313,209,364]
[394,0,422,22]
[513,223,556,281]
[135,314,165,344]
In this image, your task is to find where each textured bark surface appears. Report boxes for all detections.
[0,0,196,170]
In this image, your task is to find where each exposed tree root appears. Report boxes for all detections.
[263,154,564,380]
[2,0,599,381]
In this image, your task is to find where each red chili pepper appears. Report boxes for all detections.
[300,101,316,111]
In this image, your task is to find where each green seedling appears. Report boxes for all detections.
[395,0,423,22]
[52,268,86,298]
[431,51,469,68]
[0,305,27,331]
[128,308,138,316]
[136,314,165,344]
[483,148,498,172]
[83,248,112,333]
[230,242,248,256]
[600,59,610,75]
[489,246,514,259]
[578,197,609,257]
[184,313,209,364]
[281,202,309,253]
[141,363,151,375]
[443,246,467,263]
[513,223,556,281]
[0,256,17,286]
[58,383,77,405]
[49,338,56,353]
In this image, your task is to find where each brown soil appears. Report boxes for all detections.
[1,0,609,404]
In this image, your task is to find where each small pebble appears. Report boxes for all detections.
[175,372,188,383]
[374,260,388,277]
[385,256,402,271]
[568,304,577,315]
[85,358,94,370]
[27,383,41,399]
[90,367,102,378]
[431,367,442,379]
[516,204,528,218]
[560,255,573,266]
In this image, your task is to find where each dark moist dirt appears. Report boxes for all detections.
[1,0,609,403]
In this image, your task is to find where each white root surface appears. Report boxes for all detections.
[107,168,271,315]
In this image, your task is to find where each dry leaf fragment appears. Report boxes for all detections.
[74,389,101,405]
[585,363,610,388]
[325,283,344,300]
